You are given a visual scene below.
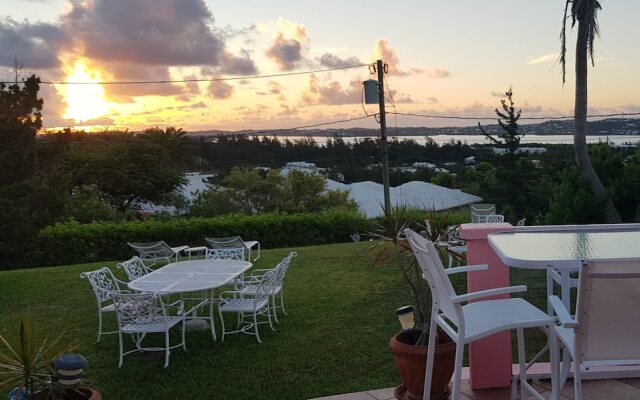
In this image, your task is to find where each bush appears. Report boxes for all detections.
[29,209,369,268]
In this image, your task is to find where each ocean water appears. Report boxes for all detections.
[279,134,640,146]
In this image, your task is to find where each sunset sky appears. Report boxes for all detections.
[2,0,639,132]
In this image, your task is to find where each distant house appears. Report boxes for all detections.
[280,161,323,176]
[326,180,482,218]
[464,156,476,165]
[412,162,437,170]
[491,147,547,155]
[139,172,214,214]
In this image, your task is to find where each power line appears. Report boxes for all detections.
[4,64,371,86]
[389,111,640,121]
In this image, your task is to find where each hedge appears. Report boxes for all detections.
[30,209,370,268]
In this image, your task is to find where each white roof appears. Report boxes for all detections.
[326,180,482,218]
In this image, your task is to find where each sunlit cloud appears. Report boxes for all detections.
[264,18,309,71]
[371,39,409,76]
[426,68,450,78]
[527,53,559,65]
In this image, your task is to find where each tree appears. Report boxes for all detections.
[0,75,42,185]
[477,87,522,155]
[560,0,621,222]
[66,140,187,212]
[140,126,193,169]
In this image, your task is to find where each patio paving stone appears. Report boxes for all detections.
[309,377,640,399]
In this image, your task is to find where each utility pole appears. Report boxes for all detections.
[376,59,391,212]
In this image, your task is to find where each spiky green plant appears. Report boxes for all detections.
[0,316,70,399]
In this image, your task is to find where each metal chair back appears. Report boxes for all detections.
[116,256,152,281]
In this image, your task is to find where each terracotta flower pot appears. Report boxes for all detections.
[30,387,102,400]
[389,328,456,400]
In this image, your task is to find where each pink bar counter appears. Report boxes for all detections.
[459,222,515,389]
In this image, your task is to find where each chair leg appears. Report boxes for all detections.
[280,291,287,315]
[97,309,103,343]
[266,304,275,332]
[118,332,124,368]
[164,330,170,368]
[423,315,439,400]
[451,341,465,400]
[271,294,279,324]
[516,328,528,400]
[182,318,187,352]
[253,312,262,343]
[549,328,560,400]
[574,358,582,400]
[218,307,226,343]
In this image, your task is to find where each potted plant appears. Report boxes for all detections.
[368,206,456,400]
[0,316,101,400]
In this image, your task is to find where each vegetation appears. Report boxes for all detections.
[560,0,621,222]
[0,316,72,399]
[478,87,523,154]
[189,168,355,216]
[0,242,548,400]
[32,210,368,268]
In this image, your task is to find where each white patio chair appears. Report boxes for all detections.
[111,292,186,368]
[116,256,153,281]
[483,214,505,223]
[240,252,297,323]
[218,270,276,343]
[204,236,247,260]
[205,236,261,261]
[470,203,496,223]
[549,259,640,400]
[443,226,466,268]
[80,267,129,343]
[517,218,526,226]
[127,241,189,264]
[404,228,555,400]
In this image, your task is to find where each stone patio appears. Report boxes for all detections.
[311,378,640,400]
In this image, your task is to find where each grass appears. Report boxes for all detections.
[0,241,549,400]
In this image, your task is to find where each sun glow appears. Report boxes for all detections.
[59,62,110,123]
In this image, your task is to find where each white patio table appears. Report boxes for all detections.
[127,259,252,340]
[487,223,640,384]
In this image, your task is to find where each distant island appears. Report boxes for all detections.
[190,117,640,138]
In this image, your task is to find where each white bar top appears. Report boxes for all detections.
[488,224,640,269]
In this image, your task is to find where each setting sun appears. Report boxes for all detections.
[58,62,110,123]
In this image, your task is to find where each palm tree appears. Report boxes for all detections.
[560,0,621,222]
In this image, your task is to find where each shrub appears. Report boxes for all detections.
[29,209,369,268]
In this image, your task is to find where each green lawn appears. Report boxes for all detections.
[0,242,549,399]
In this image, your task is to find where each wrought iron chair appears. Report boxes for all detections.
[483,214,505,223]
[116,256,153,281]
[218,270,277,343]
[205,236,261,261]
[80,267,129,342]
[240,252,297,323]
[111,292,186,368]
[404,228,555,400]
[204,236,246,260]
[127,241,189,264]
[549,259,640,400]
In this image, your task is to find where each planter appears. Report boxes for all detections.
[389,328,456,400]
[29,387,102,400]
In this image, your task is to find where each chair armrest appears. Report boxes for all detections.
[219,290,246,301]
[445,264,488,275]
[451,285,527,304]
[114,277,130,288]
[549,295,578,328]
